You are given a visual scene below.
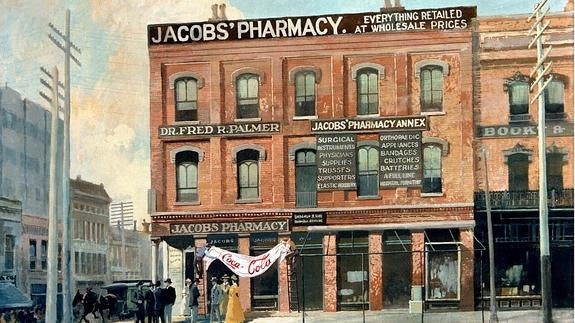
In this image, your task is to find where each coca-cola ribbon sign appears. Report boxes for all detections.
[204,242,292,278]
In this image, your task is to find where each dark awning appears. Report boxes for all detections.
[0,283,33,310]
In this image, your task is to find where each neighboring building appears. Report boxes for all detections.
[474,6,574,309]
[109,201,134,229]
[148,4,479,313]
[109,223,152,282]
[0,197,32,311]
[71,176,112,292]
[0,85,61,307]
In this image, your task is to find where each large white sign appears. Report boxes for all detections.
[204,242,291,278]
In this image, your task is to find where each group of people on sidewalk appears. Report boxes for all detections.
[187,274,244,323]
[132,278,177,323]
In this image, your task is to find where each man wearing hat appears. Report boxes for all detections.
[162,278,176,323]
[133,281,146,323]
[209,276,223,323]
[189,278,200,323]
[153,281,165,323]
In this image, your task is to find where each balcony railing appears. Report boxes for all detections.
[474,189,574,210]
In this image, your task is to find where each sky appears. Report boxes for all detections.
[0,0,569,225]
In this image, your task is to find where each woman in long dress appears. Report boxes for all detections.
[225,275,245,323]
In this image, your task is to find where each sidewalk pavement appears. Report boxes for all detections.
[115,309,574,323]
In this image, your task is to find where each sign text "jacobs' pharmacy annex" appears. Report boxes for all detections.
[148,6,476,45]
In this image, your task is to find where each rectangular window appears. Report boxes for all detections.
[175,78,198,121]
[41,240,47,270]
[295,72,316,116]
[236,74,260,119]
[29,240,36,270]
[421,67,443,111]
[5,235,15,270]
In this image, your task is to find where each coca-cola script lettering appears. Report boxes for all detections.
[248,254,272,275]
[222,253,241,269]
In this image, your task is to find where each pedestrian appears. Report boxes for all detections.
[80,287,98,322]
[182,278,192,318]
[133,281,146,323]
[224,275,244,323]
[145,282,156,323]
[163,278,176,323]
[153,281,165,323]
[209,276,223,323]
[194,243,211,279]
[219,275,230,321]
[189,278,200,323]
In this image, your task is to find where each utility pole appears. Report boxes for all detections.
[48,9,81,322]
[40,67,60,323]
[481,146,498,323]
[528,1,554,322]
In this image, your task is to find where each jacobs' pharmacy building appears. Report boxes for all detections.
[148,5,478,313]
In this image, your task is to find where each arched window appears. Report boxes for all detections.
[295,71,317,117]
[236,73,259,119]
[420,66,444,112]
[423,145,442,193]
[237,149,260,199]
[545,79,565,117]
[357,145,379,196]
[295,149,317,207]
[175,77,198,121]
[357,68,379,115]
[176,151,199,202]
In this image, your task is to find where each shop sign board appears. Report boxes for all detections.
[477,122,574,138]
[159,122,280,138]
[148,7,476,45]
[170,220,289,235]
[379,131,422,187]
[293,212,326,226]
[316,134,357,191]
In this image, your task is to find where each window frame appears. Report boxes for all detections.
[174,77,199,122]
[356,68,380,116]
[236,73,260,119]
[294,71,317,117]
[237,149,260,201]
[507,153,529,191]
[420,65,444,112]
[4,234,15,270]
[357,145,380,197]
[175,151,199,203]
[295,149,317,207]
[422,144,443,194]
[544,78,565,117]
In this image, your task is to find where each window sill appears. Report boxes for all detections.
[293,115,318,120]
[355,114,380,119]
[421,192,444,197]
[357,195,381,200]
[234,118,262,123]
[235,198,262,204]
[421,111,445,116]
[174,120,200,125]
[175,201,200,206]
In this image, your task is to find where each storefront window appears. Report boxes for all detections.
[250,232,278,310]
[425,229,460,301]
[382,230,412,308]
[337,231,369,310]
[291,232,324,310]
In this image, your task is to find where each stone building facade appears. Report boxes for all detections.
[148,5,479,313]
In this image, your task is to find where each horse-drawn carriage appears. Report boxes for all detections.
[101,280,153,320]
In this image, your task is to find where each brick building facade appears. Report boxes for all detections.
[474,8,574,309]
[148,5,480,313]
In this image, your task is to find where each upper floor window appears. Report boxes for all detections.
[357,68,379,115]
[508,153,529,191]
[508,81,529,116]
[295,71,317,117]
[236,73,259,119]
[4,235,14,270]
[295,149,317,207]
[175,77,198,121]
[237,149,260,200]
[29,240,36,270]
[547,153,563,191]
[41,240,47,270]
[420,66,444,112]
[545,79,565,117]
[357,145,379,196]
[423,145,442,193]
[176,151,199,202]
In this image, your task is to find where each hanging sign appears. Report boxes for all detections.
[204,242,292,278]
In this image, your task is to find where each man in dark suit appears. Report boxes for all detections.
[163,278,176,323]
